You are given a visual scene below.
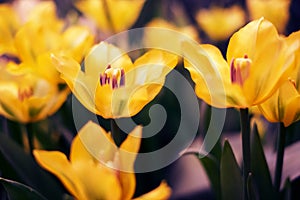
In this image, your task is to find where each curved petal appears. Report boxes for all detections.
[52,54,99,114]
[133,181,172,200]
[183,41,247,108]
[107,0,145,32]
[119,126,142,200]
[14,22,60,64]
[76,121,118,164]
[61,25,95,62]
[33,150,87,200]
[85,42,133,77]
[258,80,300,127]
[76,0,145,33]
[0,5,19,55]
[132,50,178,85]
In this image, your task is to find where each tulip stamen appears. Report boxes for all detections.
[0,54,21,65]
[99,65,125,89]
[230,54,251,86]
[288,77,297,89]
[18,87,34,101]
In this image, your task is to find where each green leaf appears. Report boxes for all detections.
[282,178,291,200]
[220,140,243,200]
[247,173,258,200]
[0,134,64,199]
[199,153,221,200]
[0,177,47,200]
[250,123,275,199]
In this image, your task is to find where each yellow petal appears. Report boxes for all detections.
[0,4,19,55]
[132,50,178,84]
[133,181,172,200]
[76,121,118,164]
[183,41,247,108]
[118,126,142,200]
[196,6,246,41]
[52,54,99,115]
[14,22,60,64]
[33,150,87,199]
[85,42,134,76]
[60,25,95,62]
[258,80,300,127]
[76,0,145,33]
[246,0,291,33]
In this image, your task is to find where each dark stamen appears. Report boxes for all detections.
[0,54,21,64]
[120,69,125,87]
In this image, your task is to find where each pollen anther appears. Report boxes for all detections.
[99,65,125,89]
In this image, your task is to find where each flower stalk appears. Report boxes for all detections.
[240,108,251,200]
[274,122,286,192]
[24,123,34,154]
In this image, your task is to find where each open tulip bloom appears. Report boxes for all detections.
[34,121,171,200]
[53,42,178,119]
[0,2,94,123]
[183,18,298,109]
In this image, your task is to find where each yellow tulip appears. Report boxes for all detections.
[75,0,145,34]
[247,0,291,33]
[33,121,171,200]
[0,2,94,123]
[195,5,246,41]
[144,18,200,54]
[257,31,300,127]
[183,18,298,108]
[53,42,178,119]
[0,65,70,123]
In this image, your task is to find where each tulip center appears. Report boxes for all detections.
[99,65,125,89]
[18,87,34,101]
[0,54,21,65]
[230,55,251,86]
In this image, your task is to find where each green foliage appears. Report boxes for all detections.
[0,177,47,200]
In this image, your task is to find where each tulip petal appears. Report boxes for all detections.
[133,181,172,200]
[183,41,247,108]
[73,121,118,164]
[33,150,87,200]
[118,126,142,200]
[85,42,134,77]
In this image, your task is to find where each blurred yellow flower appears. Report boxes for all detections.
[0,1,94,123]
[195,6,246,41]
[75,0,145,34]
[144,18,200,53]
[183,18,298,108]
[257,31,300,127]
[247,0,291,33]
[34,121,171,200]
[53,42,178,119]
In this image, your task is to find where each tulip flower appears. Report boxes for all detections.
[257,31,300,127]
[195,6,246,41]
[53,42,178,119]
[144,18,200,54]
[0,2,94,123]
[183,18,297,109]
[75,0,145,34]
[247,0,291,33]
[33,121,171,200]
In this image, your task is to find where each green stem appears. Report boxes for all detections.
[24,123,34,154]
[240,108,251,200]
[110,119,125,147]
[274,123,286,193]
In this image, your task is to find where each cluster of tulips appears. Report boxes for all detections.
[0,0,299,199]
